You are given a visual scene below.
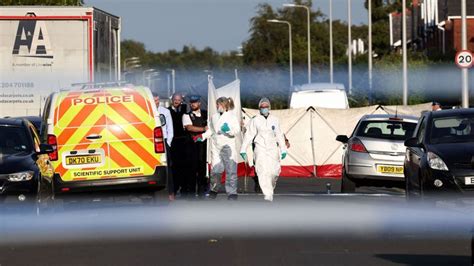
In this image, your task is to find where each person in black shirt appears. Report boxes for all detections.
[167,93,188,197]
[183,95,208,198]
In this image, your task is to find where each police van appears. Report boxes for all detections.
[40,85,167,194]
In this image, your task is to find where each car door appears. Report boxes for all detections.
[406,116,427,190]
[28,123,53,179]
[54,91,108,182]
[105,88,162,179]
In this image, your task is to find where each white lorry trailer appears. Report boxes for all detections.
[0,6,121,116]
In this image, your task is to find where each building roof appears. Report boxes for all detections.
[436,0,474,21]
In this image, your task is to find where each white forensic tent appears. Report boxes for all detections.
[241,103,431,178]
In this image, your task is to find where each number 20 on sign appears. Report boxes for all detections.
[455,50,473,69]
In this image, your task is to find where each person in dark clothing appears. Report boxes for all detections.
[183,95,208,198]
[167,93,189,196]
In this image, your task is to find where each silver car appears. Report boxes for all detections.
[336,114,418,193]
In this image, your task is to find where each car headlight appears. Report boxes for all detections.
[427,152,449,171]
[7,171,34,182]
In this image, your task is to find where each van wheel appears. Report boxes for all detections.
[341,170,356,193]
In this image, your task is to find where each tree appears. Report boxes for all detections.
[120,40,243,71]
[242,0,368,67]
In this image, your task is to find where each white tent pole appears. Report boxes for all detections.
[310,109,317,177]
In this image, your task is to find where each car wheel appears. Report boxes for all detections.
[341,169,356,193]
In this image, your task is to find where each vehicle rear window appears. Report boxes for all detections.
[0,126,31,154]
[431,115,474,144]
[57,90,153,128]
[356,120,417,141]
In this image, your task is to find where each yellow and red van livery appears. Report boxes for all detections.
[42,86,167,193]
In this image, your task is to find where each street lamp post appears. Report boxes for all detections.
[268,19,293,87]
[166,69,176,94]
[402,0,408,106]
[348,0,352,95]
[368,0,373,103]
[329,0,334,84]
[167,74,171,97]
[461,0,469,108]
[283,3,311,84]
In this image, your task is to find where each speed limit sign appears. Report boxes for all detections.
[455,50,473,68]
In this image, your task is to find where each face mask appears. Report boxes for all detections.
[217,107,225,114]
[260,108,269,116]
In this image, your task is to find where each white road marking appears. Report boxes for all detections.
[236,193,404,197]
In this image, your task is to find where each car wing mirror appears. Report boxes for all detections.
[404,137,421,148]
[38,143,54,154]
[336,135,349,143]
[159,114,166,126]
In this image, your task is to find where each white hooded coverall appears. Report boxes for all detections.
[203,111,241,195]
[241,114,286,200]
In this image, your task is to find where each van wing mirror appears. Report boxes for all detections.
[336,135,349,143]
[404,137,421,148]
[38,144,54,154]
[159,114,166,126]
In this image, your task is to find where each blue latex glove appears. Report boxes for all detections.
[197,138,203,142]
[240,152,247,161]
[281,152,287,160]
[221,123,230,133]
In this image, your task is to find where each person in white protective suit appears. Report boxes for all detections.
[240,97,287,202]
[200,97,241,200]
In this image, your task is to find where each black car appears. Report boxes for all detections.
[0,118,53,200]
[404,109,474,199]
[17,116,42,133]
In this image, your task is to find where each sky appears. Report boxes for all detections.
[85,0,368,53]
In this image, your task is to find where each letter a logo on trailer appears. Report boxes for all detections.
[12,20,53,59]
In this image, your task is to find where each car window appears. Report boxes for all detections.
[29,124,41,153]
[430,115,474,144]
[416,117,426,143]
[0,126,32,154]
[355,120,416,141]
[41,95,52,143]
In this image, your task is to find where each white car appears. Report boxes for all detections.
[289,83,349,109]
